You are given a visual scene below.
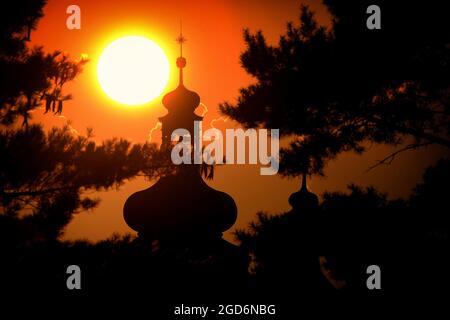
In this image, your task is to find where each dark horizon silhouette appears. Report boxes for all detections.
[0,0,449,315]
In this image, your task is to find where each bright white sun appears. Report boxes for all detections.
[97,36,170,105]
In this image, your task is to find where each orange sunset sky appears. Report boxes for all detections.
[29,0,449,242]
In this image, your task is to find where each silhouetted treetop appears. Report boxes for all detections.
[0,0,46,55]
[221,1,449,176]
[0,0,87,127]
[0,124,173,241]
[410,158,450,214]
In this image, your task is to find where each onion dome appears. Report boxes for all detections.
[123,165,237,239]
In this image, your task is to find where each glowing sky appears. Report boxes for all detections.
[30,0,449,242]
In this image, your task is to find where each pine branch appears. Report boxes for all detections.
[366,142,432,172]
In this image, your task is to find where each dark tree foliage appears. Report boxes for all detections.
[0,125,170,241]
[220,1,450,176]
[0,0,87,126]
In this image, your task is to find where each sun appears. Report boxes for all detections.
[97,36,170,105]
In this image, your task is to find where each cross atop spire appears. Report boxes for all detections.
[176,21,186,57]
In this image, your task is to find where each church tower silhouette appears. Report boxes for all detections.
[123,31,237,243]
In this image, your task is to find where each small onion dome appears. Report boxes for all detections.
[289,173,319,211]
[123,166,238,240]
[162,56,200,112]
[162,84,200,113]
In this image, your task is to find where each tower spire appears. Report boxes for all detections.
[123,28,238,241]
[301,171,308,191]
[176,21,187,86]
[178,21,184,57]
